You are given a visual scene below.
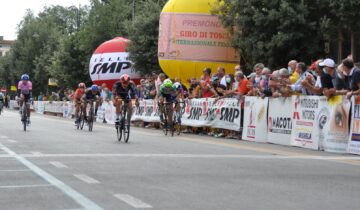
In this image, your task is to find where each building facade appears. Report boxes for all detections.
[0,36,14,56]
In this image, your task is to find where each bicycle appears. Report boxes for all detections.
[116,101,131,143]
[76,103,85,130]
[87,99,96,132]
[161,101,176,136]
[173,101,185,135]
[20,100,30,131]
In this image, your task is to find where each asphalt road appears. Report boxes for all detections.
[0,109,359,210]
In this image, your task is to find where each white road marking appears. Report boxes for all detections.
[7,139,17,143]
[0,169,30,172]
[114,194,152,209]
[0,153,356,160]
[31,151,43,156]
[0,184,52,189]
[74,174,100,184]
[0,143,104,210]
[49,161,69,169]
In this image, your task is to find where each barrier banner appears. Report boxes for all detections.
[267,97,294,145]
[62,102,74,118]
[44,101,63,113]
[348,96,360,155]
[290,96,327,150]
[322,96,351,153]
[34,101,45,114]
[182,98,241,131]
[242,97,268,142]
[131,99,160,122]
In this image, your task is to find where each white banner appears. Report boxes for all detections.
[267,97,294,146]
[348,96,360,155]
[290,96,328,150]
[62,101,74,119]
[132,99,161,122]
[322,96,351,153]
[242,97,268,142]
[182,98,241,131]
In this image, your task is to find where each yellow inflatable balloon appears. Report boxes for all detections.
[158,0,239,87]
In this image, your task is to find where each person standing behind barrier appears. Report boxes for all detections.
[341,58,360,99]
[155,73,166,99]
[288,60,300,84]
[289,62,315,95]
[302,59,324,95]
[319,58,347,98]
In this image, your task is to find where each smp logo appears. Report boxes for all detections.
[90,61,133,75]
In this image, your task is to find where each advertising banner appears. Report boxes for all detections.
[322,96,351,153]
[182,98,241,131]
[348,96,360,155]
[242,97,268,142]
[267,97,294,146]
[131,99,161,123]
[290,96,328,150]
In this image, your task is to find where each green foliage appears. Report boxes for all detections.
[214,0,360,69]
[127,0,167,76]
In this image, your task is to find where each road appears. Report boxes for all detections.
[0,109,359,210]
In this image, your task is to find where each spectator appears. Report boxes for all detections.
[290,62,315,95]
[271,68,291,97]
[155,73,166,97]
[38,92,44,101]
[259,68,272,97]
[302,59,324,95]
[341,58,360,99]
[100,83,108,102]
[217,67,227,87]
[319,58,347,97]
[288,60,300,84]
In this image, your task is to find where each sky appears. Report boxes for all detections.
[0,0,90,40]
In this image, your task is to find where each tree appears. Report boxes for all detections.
[214,0,356,69]
[126,0,167,76]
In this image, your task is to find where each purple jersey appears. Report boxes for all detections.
[18,81,33,95]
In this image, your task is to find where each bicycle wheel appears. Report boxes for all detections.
[88,105,94,132]
[116,123,122,141]
[124,111,130,143]
[173,112,181,135]
[79,107,85,130]
[22,104,27,132]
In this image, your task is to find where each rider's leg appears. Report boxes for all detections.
[95,97,100,116]
[127,100,133,122]
[159,97,165,122]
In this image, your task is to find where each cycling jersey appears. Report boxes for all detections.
[159,84,177,102]
[18,81,33,101]
[83,88,100,101]
[74,88,85,100]
[112,81,137,101]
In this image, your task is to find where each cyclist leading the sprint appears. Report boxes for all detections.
[17,74,33,124]
[158,79,181,125]
[81,85,100,120]
[74,83,86,125]
[112,74,139,124]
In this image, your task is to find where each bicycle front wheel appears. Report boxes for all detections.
[124,115,130,143]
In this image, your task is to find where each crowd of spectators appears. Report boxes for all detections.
[32,55,359,139]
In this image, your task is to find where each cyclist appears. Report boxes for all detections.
[159,79,180,125]
[74,82,86,125]
[112,74,139,124]
[17,74,33,124]
[0,91,4,113]
[173,82,184,123]
[81,84,100,121]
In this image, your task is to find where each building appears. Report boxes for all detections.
[0,36,14,56]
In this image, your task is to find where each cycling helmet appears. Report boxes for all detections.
[163,79,173,88]
[21,74,30,81]
[120,74,130,83]
[78,82,86,88]
[91,84,99,92]
[174,82,182,90]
